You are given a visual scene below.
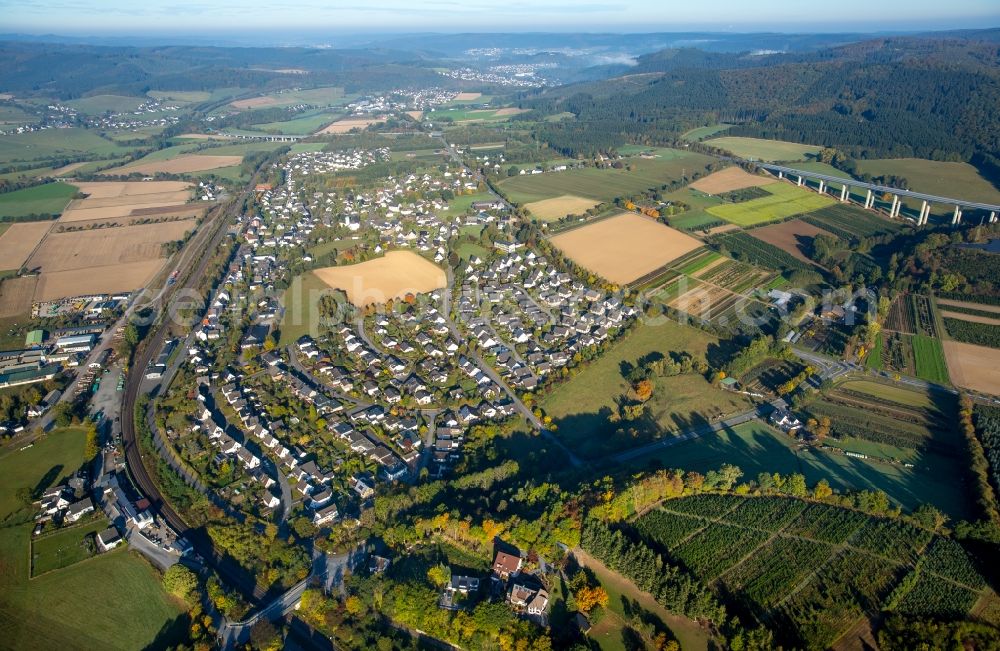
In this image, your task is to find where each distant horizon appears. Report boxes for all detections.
[1,24,998,51]
[2,0,998,40]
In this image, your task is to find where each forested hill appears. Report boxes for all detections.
[524,35,1000,170]
[0,41,447,98]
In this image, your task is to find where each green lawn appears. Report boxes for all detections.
[542,320,751,460]
[65,94,147,114]
[279,270,345,345]
[0,427,88,519]
[911,334,950,384]
[248,111,343,135]
[680,124,732,142]
[498,151,716,204]
[446,191,494,214]
[834,379,940,410]
[864,333,884,370]
[0,427,185,648]
[705,136,823,162]
[0,526,186,650]
[31,519,107,575]
[580,550,710,651]
[0,128,137,165]
[707,183,836,226]
[854,158,1000,206]
[626,421,973,518]
[0,181,77,218]
[147,90,212,103]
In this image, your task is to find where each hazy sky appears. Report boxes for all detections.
[3,0,998,34]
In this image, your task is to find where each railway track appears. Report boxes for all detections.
[120,176,267,602]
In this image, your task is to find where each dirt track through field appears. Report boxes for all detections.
[936,299,1000,314]
[943,340,1000,395]
[550,212,701,285]
[940,311,1000,326]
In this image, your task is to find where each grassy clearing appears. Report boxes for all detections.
[705,136,822,162]
[707,183,835,226]
[577,549,711,651]
[65,94,146,114]
[0,425,186,649]
[0,182,77,218]
[31,519,107,575]
[445,191,494,214]
[854,158,1000,205]
[0,526,186,650]
[279,270,344,346]
[542,319,751,459]
[864,333,884,370]
[680,124,732,142]
[0,427,88,519]
[627,421,973,518]
[911,334,950,384]
[248,110,342,135]
[0,128,137,164]
[499,151,716,204]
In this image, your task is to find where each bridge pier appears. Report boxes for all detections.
[952,205,963,225]
[817,180,825,195]
[918,201,930,226]
[864,189,874,209]
[991,211,997,224]
[777,171,783,179]
[840,185,849,202]
[796,175,803,187]
[889,195,899,218]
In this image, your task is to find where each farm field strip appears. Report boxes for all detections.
[704,136,823,162]
[748,218,835,264]
[688,167,777,194]
[707,183,836,226]
[103,154,242,175]
[549,212,702,285]
[942,340,1000,395]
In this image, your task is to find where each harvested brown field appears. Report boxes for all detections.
[34,261,167,302]
[313,251,446,306]
[943,340,1000,395]
[103,154,242,176]
[453,92,482,101]
[749,218,833,263]
[689,167,777,194]
[493,108,526,116]
[406,111,424,121]
[549,212,702,285]
[937,299,1000,314]
[59,181,196,223]
[523,195,600,221]
[0,222,52,269]
[316,117,385,134]
[704,223,740,235]
[230,96,279,109]
[0,276,37,317]
[670,283,738,318]
[940,311,1000,326]
[27,219,195,274]
[72,181,191,198]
